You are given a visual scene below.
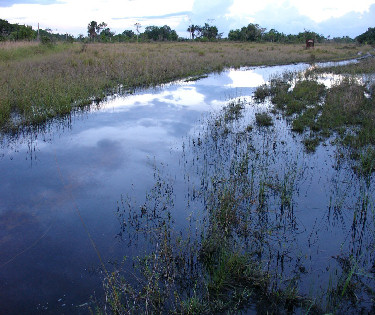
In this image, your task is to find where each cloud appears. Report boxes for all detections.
[222,0,375,37]
[254,2,318,35]
[0,0,59,6]
[176,0,235,36]
[2,0,194,35]
[250,1,375,38]
[316,3,375,37]
[1,0,374,37]
[113,11,191,21]
[288,0,374,23]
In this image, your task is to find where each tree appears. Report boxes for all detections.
[122,30,135,38]
[160,25,177,41]
[332,36,354,43]
[187,24,199,40]
[228,29,241,41]
[243,23,265,41]
[113,30,136,42]
[158,25,178,41]
[356,27,375,44]
[263,29,283,42]
[228,23,265,41]
[134,22,142,42]
[0,19,14,40]
[87,21,97,40]
[10,25,35,41]
[87,21,107,41]
[143,25,178,41]
[144,25,160,41]
[100,27,114,41]
[201,23,219,40]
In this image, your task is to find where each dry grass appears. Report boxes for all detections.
[0,41,39,50]
[0,41,371,130]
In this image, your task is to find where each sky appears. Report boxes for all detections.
[1,0,374,38]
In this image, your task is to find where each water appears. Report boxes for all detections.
[0,61,374,314]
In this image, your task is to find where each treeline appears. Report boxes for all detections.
[229,24,328,43]
[0,18,73,42]
[356,27,375,44]
[84,21,355,43]
[228,23,358,44]
[1,17,373,44]
[86,21,179,42]
[0,19,34,41]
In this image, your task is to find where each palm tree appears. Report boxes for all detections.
[87,21,107,41]
[87,21,98,40]
[187,24,198,40]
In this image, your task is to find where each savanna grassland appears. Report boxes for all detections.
[0,41,372,130]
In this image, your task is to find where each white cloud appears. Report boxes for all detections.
[289,0,374,22]
[1,0,374,37]
[226,70,265,88]
[228,0,374,22]
[2,0,194,35]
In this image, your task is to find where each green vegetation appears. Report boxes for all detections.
[356,27,375,44]
[187,23,222,40]
[98,68,375,312]
[0,17,373,131]
[0,18,73,42]
[255,112,273,126]
[98,104,317,314]
[254,57,375,166]
[1,41,370,131]
[313,55,375,75]
[1,18,373,44]
[223,99,245,122]
[0,18,35,41]
[228,24,341,43]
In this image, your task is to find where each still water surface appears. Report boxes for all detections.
[0,62,373,313]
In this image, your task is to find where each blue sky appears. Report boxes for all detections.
[1,0,374,38]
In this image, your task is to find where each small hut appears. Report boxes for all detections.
[306,39,314,49]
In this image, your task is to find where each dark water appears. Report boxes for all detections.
[0,62,374,313]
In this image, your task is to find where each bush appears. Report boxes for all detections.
[40,35,54,47]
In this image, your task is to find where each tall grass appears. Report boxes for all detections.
[100,100,312,314]
[254,58,375,157]
[0,41,371,130]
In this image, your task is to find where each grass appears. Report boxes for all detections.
[101,174,310,314]
[223,99,245,122]
[254,57,375,159]
[0,41,372,131]
[96,96,316,314]
[313,54,375,75]
[255,112,273,126]
[94,70,375,313]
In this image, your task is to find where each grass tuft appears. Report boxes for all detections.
[255,112,273,126]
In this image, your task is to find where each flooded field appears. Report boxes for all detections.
[1,60,374,314]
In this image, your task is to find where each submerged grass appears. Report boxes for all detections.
[254,57,375,166]
[255,112,273,126]
[0,41,371,131]
[95,67,375,313]
[98,94,327,314]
